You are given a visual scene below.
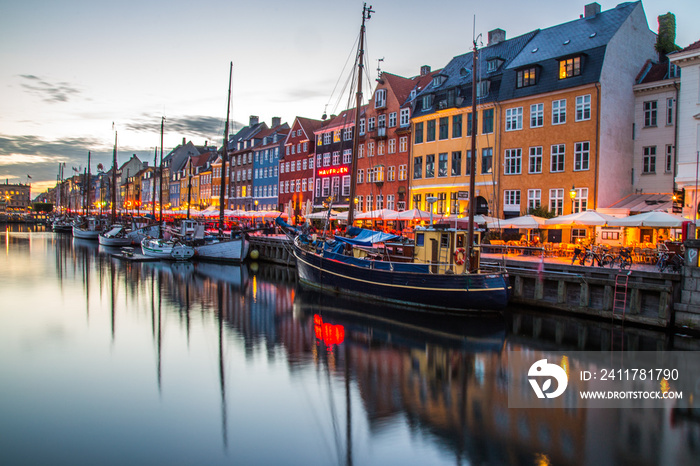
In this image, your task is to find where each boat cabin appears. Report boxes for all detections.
[413,226,481,273]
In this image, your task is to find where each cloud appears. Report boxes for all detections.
[123,114,244,142]
[19,74,81,103]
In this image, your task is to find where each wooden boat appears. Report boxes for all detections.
[292,226,510,313]
[52,217,73,233]
[288,5,510,314]
[98,225,132,247]
[141,237,195,261]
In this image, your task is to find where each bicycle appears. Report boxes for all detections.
[583,245,614,267]
[608,247,633,271]
[657,251,684,272]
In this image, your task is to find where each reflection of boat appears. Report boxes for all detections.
[193,262,249,289]
[141,237,195,260]
[98,225,132,247]
[295,288,506,351]
[286,5,510,314]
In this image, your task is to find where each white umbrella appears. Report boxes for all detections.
[305,210,338,219]
[356,208,400,220]
[544,210,618,226]
[608,211,686,228]
[391,208,432,221]
[486,215,547,229]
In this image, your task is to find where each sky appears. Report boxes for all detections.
[1,0,698,198]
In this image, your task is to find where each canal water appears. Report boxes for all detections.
[1,225,698,466]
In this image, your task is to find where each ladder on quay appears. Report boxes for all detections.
[612,273,629,322]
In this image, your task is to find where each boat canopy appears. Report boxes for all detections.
[334,229,399,247]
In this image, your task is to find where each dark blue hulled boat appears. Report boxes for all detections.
[291,226,511,313]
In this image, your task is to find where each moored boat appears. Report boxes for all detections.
[141,237,195,261]
[98,225,132,247]
[72,217,104,240]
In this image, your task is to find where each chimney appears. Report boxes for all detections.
[584,3,601,19]
[271,117,281,128]
[488,29,506,46]
[182,137,186,146]
[420,65,431,76]
[249,115,259,126]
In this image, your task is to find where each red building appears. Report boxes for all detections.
[279,117,323,221]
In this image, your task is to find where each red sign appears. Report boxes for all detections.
[317,166,349,177]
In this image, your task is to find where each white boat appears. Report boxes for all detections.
[72,217,104,240]
[98,225,133,247]
[125,219,161,244]
[187,222,249,263]
[141,237,195,261]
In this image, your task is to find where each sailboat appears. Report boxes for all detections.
[73,151,106,239]
[188,62,249,263]
[288,5,511,313]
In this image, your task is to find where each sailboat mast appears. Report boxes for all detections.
[467,41,478,271]
[86,151,91,215]
[348,3,373,226]
[111,132,117,224]
[152,147,157,219]
[219,61,233,232]
[159,117,165,223]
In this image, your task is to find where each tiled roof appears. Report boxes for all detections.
[680,39,700,53]
[637,61,672,84]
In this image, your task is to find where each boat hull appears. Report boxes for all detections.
[126,225,160,244]
[293,240,510,313]
[72,226,100,239]
[193,237,249,263]
[98,235,132,247]
[141,238,194,260]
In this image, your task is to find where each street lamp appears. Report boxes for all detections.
[254,199,258,211]
[569,185,577,213]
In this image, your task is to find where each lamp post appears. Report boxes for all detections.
[569,185,577,213]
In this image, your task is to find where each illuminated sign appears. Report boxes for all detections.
[317,166,349,177]
[314,314,345,346]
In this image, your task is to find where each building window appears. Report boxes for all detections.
[576,95,591,121]
[439,117,449,140]
[530,103,543,128]
[413,156,423,179]
[375,89,386,108]
[504,190,521,211]
[359,118,365,135]
[438,153,448,177]
[388,112,396,127]
[644,101,657,127]
[343,149,352,164]
[366,195,373,211]
[368,117,376,131]
[665,145,673,173]
[466,112,477,136]
[399,136,408,152]
[398,164,407,181]
[387,166,395,182]
[388,139,396,154]
[517,67,537,88]
[465,150,472,175]
[529,146,542,174]
[481,148,493,174]
[505,107,523,131]
[504,148,522,175]
[425,154,435,178]
[427,120,436,142]
[482,109,494,134]
[400,108,410,126]
[422,94,433,109]
[376,194,384,209]
[451,151,462,176]
[377,141,384,156]
[378,114,386,129]
[452,115,462,138]
[643,146,656,174]
[387,194,395,210]
[573,187,588,213]
[342,176,350,196]
[574,142,590,171]
[323,132,331,145]
[549,188,563,216]
[559,56,581,79]
[358,145,364,159]
[414,122,424,144]
[358,168,364,184]
[552,99,566,125]
[357,195,364,212]
[551,144,565,172]
[666,98,674,125]
[528,189,541,210]
[367,142,375,157]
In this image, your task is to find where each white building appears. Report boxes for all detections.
[669,40,700,219]
[632,60,680,195]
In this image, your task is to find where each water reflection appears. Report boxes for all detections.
[1,227,698,465]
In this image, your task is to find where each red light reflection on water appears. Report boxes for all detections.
[314,314,345,346]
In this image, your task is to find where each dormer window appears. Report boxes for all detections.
[410,89,417,100]
[516,67,537,88]
[374,89,387,108]
[476,81,490,98]
[422,94,433,109]
[559,56,582,79]
[432,75,445,87]
[486,59,502,72]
